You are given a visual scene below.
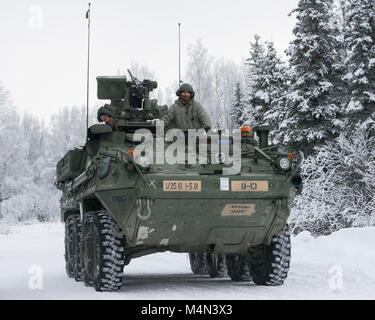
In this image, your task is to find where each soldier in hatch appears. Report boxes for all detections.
[97,106,118,130]
[161,83,212,131]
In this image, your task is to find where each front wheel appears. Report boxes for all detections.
[247,226,291,286]
[81,211,125,292]
[64,215,82,281]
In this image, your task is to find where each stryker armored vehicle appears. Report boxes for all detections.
[56,71,303,292]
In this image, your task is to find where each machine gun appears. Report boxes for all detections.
[96,71,166,130]
[127,69,146,110]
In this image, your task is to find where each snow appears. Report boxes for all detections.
[1,223,375,300]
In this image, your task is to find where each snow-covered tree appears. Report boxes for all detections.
[128,61,156,81]
[184,39,243,128]
[211,58,244,129]
[278,0,345,156]
[290,127,375,236]
[342,0,375,135]
[185,38,215,122]
[261,41,289,129]
[231,83,246,128]
[242,35,266,126]
[49,105,97,160]
[0,82,12,131]
[0,83,25,219]
[0,83,63,224]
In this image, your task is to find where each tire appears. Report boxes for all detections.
[65,216,75,278]
[64,215,82,281]
[81,211,125,292]
[225,255,251,281]
[206,253,228,278]
[189,253,208,275]
[81,213,94,287]
[247,225,291,286]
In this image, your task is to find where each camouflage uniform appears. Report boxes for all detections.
[161,83,212,131]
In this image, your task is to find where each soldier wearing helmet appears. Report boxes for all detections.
[97,105,118,130]
[161,83,212,131]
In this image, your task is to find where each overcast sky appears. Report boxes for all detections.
[0,0,298,120]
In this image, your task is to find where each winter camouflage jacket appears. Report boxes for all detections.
[161,99,212,131]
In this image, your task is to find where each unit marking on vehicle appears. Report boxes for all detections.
[231,181,268,192]
[163,180,201,192]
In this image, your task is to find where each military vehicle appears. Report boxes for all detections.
[56,72,303,292]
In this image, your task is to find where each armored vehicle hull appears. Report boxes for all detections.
[57,75,302,291]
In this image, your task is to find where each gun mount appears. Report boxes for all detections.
[96,71,165,131]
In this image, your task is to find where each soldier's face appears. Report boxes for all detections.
[100,114,113,126]
[180,91,191,102]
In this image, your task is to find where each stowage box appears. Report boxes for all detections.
[56,149,86,183]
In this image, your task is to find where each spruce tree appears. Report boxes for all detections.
[231,82,245,127]
[279,0,345,156]
[262,41,289,129]
[243,35,266,126]
[342,0,375,135]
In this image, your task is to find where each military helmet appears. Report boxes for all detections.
[97,105,115,122]
[176,83,195,99]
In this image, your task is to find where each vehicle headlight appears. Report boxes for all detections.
[278,157,291,170]
[135,155,151,169]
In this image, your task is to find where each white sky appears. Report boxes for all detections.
[0,0,298,120]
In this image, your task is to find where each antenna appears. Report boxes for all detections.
[178,22,181,85]
[86,3,91,142]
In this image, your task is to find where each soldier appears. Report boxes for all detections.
[97,105,118,130]
[161,83,212,131]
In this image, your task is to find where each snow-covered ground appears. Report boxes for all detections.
[0,223,374,300]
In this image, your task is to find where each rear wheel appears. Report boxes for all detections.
[206,253,228,278]
[64,215,82,281]
[225,255,251,281]
[247,226,291,286]
[81,211,125,292]
[65,216,75,278]
[189,253,208,275]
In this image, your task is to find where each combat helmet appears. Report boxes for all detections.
[176,83,195,99]
[97,105,115,122]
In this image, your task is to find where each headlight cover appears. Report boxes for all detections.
[278,157,291,170]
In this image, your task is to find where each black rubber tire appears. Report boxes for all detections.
[206,253,228,278]
[64,215,82,281]
[247,226,291,286]
[64,215,75,278]
[225,255,251,281]
[189,253,208,275]
[81,211,125,291]
[81,212,94,287]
